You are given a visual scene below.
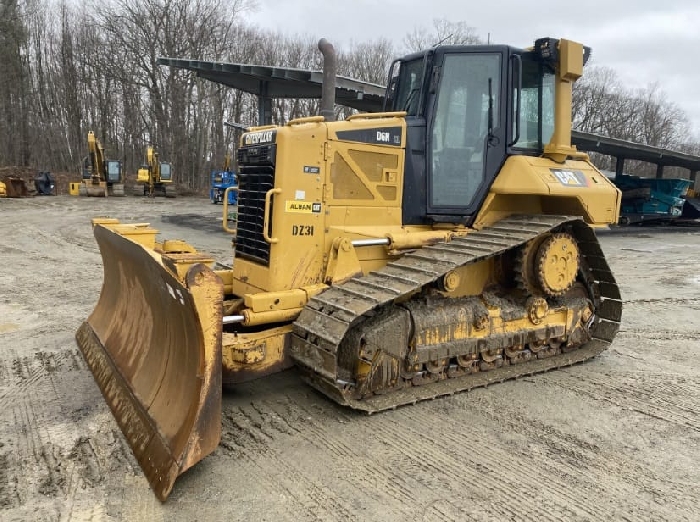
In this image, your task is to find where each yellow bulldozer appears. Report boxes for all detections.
[76,37,622,501]
[135,145,175,197]
[80,131,124,196]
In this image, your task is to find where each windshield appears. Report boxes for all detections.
[512,55,555,149]
[430,53,501,208]
[160,163,171,180]
[393,58,424,116]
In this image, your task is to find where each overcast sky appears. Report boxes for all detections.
[246,0,700,138]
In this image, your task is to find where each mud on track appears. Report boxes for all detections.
[1,195,700,521]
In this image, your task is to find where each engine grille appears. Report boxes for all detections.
[235,145,276,265]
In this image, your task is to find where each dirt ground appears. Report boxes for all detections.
[1,195,699,522]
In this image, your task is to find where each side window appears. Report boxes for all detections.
[393,59,424,116]
[430,53,501,208]
[512,60,555,149]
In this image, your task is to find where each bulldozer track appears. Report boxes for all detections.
[292,215,622,412]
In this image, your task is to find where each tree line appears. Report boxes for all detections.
[0,0,697,189]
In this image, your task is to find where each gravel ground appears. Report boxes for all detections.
[1,195,699,522]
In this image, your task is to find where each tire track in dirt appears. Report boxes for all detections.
[502,372,700,519]
[442,392,659,518]
[553,370,700,433]
[0,449,22,509]
[227,374,687,522]
[281,396,429,516]
[223,393,446,520]
[219,401,360,521]
[221,377,615,521]
[364,402,601,522]
[249,392,572,520]
[0,345,131,519]
[0,349,87,410]
[618,330,700,341]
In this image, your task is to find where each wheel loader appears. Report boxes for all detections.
[76,37,622,501]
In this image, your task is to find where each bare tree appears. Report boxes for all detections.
[403,18,482,53]
[1,2,696,192]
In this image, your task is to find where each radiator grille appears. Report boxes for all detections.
[236,145,276,265]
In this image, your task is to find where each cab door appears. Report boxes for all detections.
[427,50,509,221]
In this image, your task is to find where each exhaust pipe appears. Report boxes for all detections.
[318,38,337,122]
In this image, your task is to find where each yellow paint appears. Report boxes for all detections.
[537,235,579,295]
[543,39,588,164]
[244,288,308,312]
[92,219,158,249]
[473,155,621,229]
[222,325,292,377]
[324,237,363,284]
[437,259,493,298]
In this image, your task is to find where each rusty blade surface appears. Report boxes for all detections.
[75,224,223,501]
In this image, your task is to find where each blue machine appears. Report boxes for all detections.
[209,167,237,205]
[613,173,692,224]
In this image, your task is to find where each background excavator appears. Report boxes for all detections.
[135,145,175,197]
[76,37,622,501]
[80,131,124,196]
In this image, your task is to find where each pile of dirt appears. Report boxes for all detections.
[52,172,80,195]
[0,167,38,196]
[0,167,80,196]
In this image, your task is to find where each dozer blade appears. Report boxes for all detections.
[75,224,224,501]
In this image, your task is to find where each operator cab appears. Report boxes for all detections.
[160,162,172,181]
[105,160,122,183]
[385,38,589,225]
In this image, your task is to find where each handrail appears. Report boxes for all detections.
[263,188,282,244]
[287,116,325,126]
[346,111,407,121]
[222,186,239,234]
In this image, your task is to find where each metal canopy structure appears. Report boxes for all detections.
[157,58,386,124]
[571,130,700,181]
[157,57,700,184]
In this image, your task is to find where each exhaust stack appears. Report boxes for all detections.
[536,38,590,163]
[318,38,337,122]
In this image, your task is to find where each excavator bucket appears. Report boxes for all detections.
[75,224,224,501]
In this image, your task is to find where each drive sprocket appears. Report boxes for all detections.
[517,232,579,297]
[535,233,579,296]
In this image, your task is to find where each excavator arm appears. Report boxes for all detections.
[87,131,106,182]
